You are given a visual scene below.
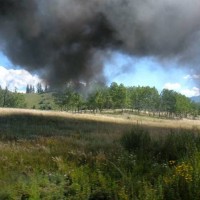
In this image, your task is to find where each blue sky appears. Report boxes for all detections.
[104,52,199,97]
[0,52,13,69]
[0,51,199,97]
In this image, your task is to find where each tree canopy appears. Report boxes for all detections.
[52,82,198,118]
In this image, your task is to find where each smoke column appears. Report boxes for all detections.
[0,0,200,86]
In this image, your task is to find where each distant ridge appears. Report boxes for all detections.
[191,96,200,103]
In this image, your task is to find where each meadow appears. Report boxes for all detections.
[0,108,200,199]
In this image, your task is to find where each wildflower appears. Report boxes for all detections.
[169,160,176,166]
[174,162,193,183]
[163,176,173,185]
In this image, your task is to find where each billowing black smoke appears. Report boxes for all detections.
[0,0,200,86]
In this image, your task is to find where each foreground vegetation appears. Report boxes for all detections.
[0,109,200,199]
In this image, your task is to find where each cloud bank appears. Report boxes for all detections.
[180,87,200,97]
[0,66,41,92]
[164,82,200,97]
[163,83,181,91]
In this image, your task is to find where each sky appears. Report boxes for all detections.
[0,0,200,97]
[0,51,199,97]
[0,52,41,93]
[105,52,200,97]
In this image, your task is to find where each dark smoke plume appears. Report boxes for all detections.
[0,0,200,86]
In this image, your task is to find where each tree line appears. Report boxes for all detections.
[53,82,200,119]
[0,82,199,119]
[26,83,49,94]
[0,86,26,108]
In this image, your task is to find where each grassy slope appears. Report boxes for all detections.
[0,108,200,199]
[1,108,199,131]
[23,93,41,109]
[23,92,58,110]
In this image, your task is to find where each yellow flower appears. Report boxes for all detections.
[169,160,176,166]
[163,176,173,185]
[174,162,193,183]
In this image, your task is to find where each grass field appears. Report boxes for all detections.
[0,108,200,199]
[23,93,57,110]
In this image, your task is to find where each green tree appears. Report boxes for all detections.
[87,90,104,112]
[53,85,80,111]
[109,82,119,109]
[175,93,191,118]
[109,82,127,110]
[37,83,43,93]
[44,84,49,93]
[53,91,67,110]
[143,86,160,114]
[0,87,26,108]
[118,83,127,111]
[160,89,176,118]
[26,84,30,93]
[2,87,9,107]
[102,88,113,109]
[11,93,27,108]
[190,102,200,119]
[0,86,3,106]
[129,86,145,114]
[71,92,84,112]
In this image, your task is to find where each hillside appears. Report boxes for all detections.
[23,92,58,110]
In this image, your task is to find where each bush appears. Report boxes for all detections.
[39,100,44,104]
[0,192,12,200]
[154,130,200,162]
[120,126,152,155]
[120,126,200,162]
[39,104,52,110]
[89,190,113,200]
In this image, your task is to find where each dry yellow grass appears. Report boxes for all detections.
[0,108,199,130]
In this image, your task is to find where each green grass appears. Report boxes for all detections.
[23,93,41,109]
[0,109,200,199]
[23,93,57,110]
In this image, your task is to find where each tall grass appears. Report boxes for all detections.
[0,110,200,199]
[121,126,200,162]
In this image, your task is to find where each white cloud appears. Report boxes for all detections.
[183,75,191,80]
[163,82,181,90]
[180,87,200,97]
[0,66,42,92]
[163,82,200,97]
[183,74,200,80]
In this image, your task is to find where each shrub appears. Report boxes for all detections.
[120,126,152,155]
[154,130,200,162]
[0,192,12,200]
[120,126,200,162]
[39,100,44,104]
[88,190,113,200]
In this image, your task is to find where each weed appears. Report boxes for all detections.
[0,109,200,199]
